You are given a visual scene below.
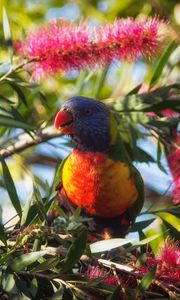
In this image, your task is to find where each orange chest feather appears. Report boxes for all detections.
[62,150,138,217]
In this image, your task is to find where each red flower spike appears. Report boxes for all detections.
[167,145,180,205]
[136,239,180,286]
[85,265,118,286]
[16,18,168,80]
[23,243,29,253]
[158,238,180,268]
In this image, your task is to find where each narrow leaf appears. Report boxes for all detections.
[50,283,64,300]
[131,219,155,232]
[31,257,60,272]
[0,157,22,217]
[156,212,180,232]
[0,115,34,130]
[61,230,87,272]
[157,140,167,174]
[0,222,7,246]
[33,184,47,222]
[107,286,120,300]
[127,84,142,95]
[2,7,12,49]
[20,193,33,226]
[150,41,177,88]
[128,233,163,252]
[138,266,156,291]
[10,251,47,271]
[8,82,28,107]
[90,238,135,253]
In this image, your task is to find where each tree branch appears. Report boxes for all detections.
[0,128,62,159]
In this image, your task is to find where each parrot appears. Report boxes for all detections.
[51,96,144,238]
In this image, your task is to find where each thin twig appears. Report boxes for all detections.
[0,128,62,158]
[154,279,178,299]
[0,59,35,82]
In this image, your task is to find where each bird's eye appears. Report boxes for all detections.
[83,108,93,116]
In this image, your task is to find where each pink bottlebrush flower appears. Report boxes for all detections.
[158,238,180,268]
[136,239,180,285]
[16,18,168,80]
[156,239,180,284]
[23,243,29,253]
[167,145,180,205]
[86,265,118,286]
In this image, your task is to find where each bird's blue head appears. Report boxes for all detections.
[55,96,111,152]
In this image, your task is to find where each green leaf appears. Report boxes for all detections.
[71,206,81,220]
[50,283,64,300]
[131,218,155,232]
[128,233,163,252]
[0,157,22,217]
[0,222,7,246]
[61,230,87,272]
[31,257,60,272]
[107,286,120,300]
[0,252,13,265]
[33,184,48,223]
[2,7,13,57]
[94,66,109,98]
[157,140,167,174]
[30,278,38,298]
[138,266,156,292]
[150,41,177,88]
[164,206,180,217]
[8,82,28,107]
[90,238,135,253]
[156,212,180,232]
[20,193,33,226]
[0,115,34,130]
[143,223,166,256]
[127,84,142,95]
[2,273,17,293]
[10,250,47,271]
[32,238,41,252]
[136,253,148,267]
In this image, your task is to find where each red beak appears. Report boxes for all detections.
[55,110,73,133]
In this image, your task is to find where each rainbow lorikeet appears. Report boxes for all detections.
[52,96,144,237]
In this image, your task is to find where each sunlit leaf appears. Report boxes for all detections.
[156,212,180,232]
[150,41,177,88]
[0,156,22,217]
[30,278,38,298]
[90,238,135,253]
[2,273,17,293]
[157,140,167,173]
[2,7,13,59]
[50,282,64,300]
[10,251,47,271]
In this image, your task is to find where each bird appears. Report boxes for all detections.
[50,96,144,238]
